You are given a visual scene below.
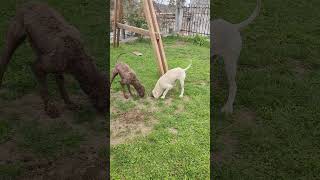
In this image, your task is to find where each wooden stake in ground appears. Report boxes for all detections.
[112,0,168,76]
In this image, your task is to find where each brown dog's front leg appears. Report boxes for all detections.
[32,62,60,118]
[120,82,129,99]
[127,84,134,96]
[55,74,79,110]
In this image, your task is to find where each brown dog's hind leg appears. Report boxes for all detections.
[55,74,79,110]
[32,61,60,118]
[0,16,26,87]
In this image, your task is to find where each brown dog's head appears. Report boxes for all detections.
[132,80,145,98]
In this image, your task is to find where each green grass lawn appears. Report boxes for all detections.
[212,0,320,178]
[0,0,108,178]
[110,37,210,179]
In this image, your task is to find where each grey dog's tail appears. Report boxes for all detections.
[184,60,192,71]
[235,0,261,31]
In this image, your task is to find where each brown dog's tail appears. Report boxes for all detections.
[115,53,126,63]
[110,53,127,85]
[110,68,119,85]
[0,14,27,87]
[235,0,261,31]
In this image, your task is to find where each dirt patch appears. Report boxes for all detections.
[233,109,257,127]
[111,109,157,145]
[110,90,192,145]
[110,91,160,145]
[168,128,178,135]
[21,154,107,180]
[175,104,185,113]
[289,59,311,77]
[213,109,256,165]
[0,93,107,179]
[164,98,173,106]
[212,133,238,164]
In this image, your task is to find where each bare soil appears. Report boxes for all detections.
[0,93,108,179]
[110,91,159,145]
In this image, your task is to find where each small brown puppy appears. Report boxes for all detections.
[111,54,145,99]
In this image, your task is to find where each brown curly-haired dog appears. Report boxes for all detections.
[111,55,145,99]
[0,2,108,118]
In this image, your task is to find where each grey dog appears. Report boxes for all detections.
[211,0,261,113]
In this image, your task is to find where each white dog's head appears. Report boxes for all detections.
[151,81,162,99]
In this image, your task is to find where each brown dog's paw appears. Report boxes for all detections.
[46,103,60,118]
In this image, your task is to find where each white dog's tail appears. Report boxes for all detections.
[235,0,261,31]
[184,60,192,71]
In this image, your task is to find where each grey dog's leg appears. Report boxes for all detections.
[55,74,79,110]
[32,58,60,118]
[0,16,26,87]
[222,54,238,113]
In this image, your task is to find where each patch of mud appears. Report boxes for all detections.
[0,93,107,179]
[111,109,157,145]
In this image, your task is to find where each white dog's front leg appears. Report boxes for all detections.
[161,85,173,99]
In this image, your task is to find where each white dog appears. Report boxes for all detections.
[211,0,261,113]
[152,62,192,99]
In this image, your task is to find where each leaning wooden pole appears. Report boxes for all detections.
[144,0,168,75]
[147,0,168,72]
[144,0,164,75]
